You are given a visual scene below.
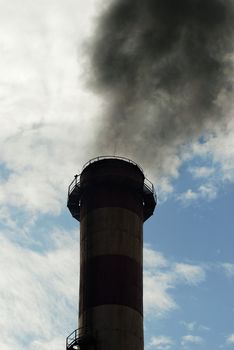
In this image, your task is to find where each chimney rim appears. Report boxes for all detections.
[82,155,144,175]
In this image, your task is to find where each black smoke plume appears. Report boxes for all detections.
[90,0,234,175]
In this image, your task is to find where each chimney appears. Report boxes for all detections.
[66,156,156,350]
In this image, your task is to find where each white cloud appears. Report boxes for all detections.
[0,229,79,350]
[181,321,211,333]
[154,115,234,199]
[222,263,234,278]
[198,184,217,200]
[144,245,168,269]
[143,246,175,316]
[191,117,234,184]
[178,189,199,201]
[227,334,234,344]
[198,325,211,332]
[173,263,206,285]
[148,335,174,350]
[189,166,215,179]
[178,183,217,204]
[181,321,197,332]
[0,0,104,217]
[181,335,203,346]
[143,246,206,317]
[29,338,65,350]
[177,115,234,205]
[144,270,177,316]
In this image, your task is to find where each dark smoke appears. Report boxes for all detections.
[90,0,234,176]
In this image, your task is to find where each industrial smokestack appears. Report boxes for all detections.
[66,156,156,350]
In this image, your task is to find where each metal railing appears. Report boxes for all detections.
[68,174,156,202]
[67,326,144,347]
[66,327,88,349]
[68,174,81,198]
[82,155,144,173]
[66,329,78,348]
[68,173,156,200]
[144,178,157,201]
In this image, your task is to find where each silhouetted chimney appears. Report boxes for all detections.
[66,156,156,350]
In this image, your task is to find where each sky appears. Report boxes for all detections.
[0,0,234,349]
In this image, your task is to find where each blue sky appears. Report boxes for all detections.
[0,0,233,349]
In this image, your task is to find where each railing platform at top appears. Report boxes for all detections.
[81,155,144,173]
[68,156,156,201]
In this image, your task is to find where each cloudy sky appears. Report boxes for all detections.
[0,0,234,349]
